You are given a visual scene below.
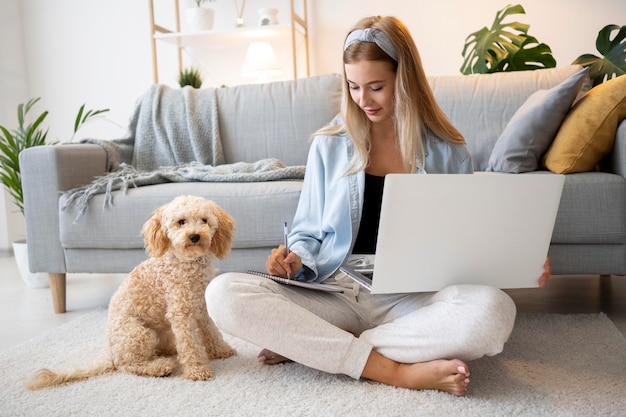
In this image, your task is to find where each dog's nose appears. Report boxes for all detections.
[189,234,200,244]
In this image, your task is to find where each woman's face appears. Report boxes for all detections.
[344,59,396,125]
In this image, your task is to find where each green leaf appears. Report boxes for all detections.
[501,36,557,72]
[460,4,556,74]
[74,104,110,133]
[573,24,626,86]
[74,104,85,133]
[0,97,49,213]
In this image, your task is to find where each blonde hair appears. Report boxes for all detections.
[316,16,465,174]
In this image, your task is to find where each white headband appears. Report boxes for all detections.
[344,28,398,62]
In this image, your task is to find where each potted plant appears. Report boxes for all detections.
[0,98,108,288]
[178,66,204,88]
[185,0,217,32]
[460,4,556,75]
[573,24,626,86]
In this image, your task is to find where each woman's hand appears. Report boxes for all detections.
[538,257,552,288]
[266,245,303,279]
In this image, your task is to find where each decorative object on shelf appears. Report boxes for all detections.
[573,24,626,87]
[460,4,556,75]
[185,0,216,32]
[242,41,282,83]
[0,98,108,288]
[234,0,246,28]
[258,8,279,26]
[178,67,204,88]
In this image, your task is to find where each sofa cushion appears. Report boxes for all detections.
[485,68,589,173]
[59,181,303,250]
[543,74,626,174]
[428,65,586,171]
[217,74,342,167]
[546,171,626,244]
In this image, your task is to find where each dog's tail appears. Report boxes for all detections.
[27,357,115,390]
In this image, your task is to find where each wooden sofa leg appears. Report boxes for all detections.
[49,273,67,314]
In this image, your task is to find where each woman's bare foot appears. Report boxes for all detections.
[361,351,470,396]
[257,349,291,365]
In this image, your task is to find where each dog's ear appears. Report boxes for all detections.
[210,205,235,260]
[142,207,170,258]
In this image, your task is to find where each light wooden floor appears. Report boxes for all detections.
[0,255,624,353]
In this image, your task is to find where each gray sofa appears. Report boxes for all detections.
[20,65,626,313]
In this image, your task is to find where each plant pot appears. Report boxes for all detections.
[185,7,215,32]
[12,239,49,288]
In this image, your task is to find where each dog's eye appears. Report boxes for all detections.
[178,219,186,226]
[202,218,208,224]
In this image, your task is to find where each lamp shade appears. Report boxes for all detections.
[242,41,282,81]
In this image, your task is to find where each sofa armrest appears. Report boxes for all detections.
[606,121,626,178]
[20,144,107,273]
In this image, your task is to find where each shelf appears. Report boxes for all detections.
[154,24,300,49]
[148,0,309,84]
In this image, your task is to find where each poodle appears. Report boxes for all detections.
[28,195,237,389]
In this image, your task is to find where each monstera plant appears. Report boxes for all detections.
[573,24,626,86]
[460,4,556,75]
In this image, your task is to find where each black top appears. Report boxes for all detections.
[353,173,385,254]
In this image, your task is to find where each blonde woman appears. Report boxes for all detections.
[206,16,550,396]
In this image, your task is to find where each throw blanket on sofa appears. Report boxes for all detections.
[66,85,306,220]
[63,159,306,220]
[83,84,225,172]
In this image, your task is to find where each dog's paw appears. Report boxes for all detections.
[208,343,237,360]
[119,357,177,378]
[184,365,214,381]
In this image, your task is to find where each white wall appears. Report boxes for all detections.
[0,0,30,253]
[309,0,626,76]
[0,0,624,252]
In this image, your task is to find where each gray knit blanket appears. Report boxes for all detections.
[63,159,305,220]
[63,85,305,219]
[83,84,225,172]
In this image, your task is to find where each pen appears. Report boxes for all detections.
[283,221,290,279]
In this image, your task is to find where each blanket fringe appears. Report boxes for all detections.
[63,159,305,223]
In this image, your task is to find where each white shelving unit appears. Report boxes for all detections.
[148,0,309,84]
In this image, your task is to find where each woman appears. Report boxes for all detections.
[206,16,550,396]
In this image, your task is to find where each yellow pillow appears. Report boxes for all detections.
[543,74,626,174]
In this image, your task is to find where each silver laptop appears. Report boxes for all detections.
[340,172,564,293]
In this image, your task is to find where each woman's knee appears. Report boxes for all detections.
[205,273,249,330]
[470,286,516,355]
[446,285,517,358]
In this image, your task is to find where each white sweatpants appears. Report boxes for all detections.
[205,272,516,380]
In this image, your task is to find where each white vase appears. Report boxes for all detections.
[258,8,279,26]
[185,7,215,32]
[12,239,49,288]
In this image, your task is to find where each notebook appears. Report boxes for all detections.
[247,270,344,293]
[340,172,564,293]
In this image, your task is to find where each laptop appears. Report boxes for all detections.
[340,172,564,293]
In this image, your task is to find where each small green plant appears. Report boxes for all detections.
[178,67,203,88]
[0,98,48,213]
[573,24,626,87]
[0,98,108,213]
[460,4,556,75]
[194,0,217,7]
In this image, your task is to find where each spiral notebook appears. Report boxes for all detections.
[247,270,344,293]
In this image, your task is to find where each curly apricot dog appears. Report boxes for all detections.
[28,195,236,389]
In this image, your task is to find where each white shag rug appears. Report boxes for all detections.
[1,309,626,417]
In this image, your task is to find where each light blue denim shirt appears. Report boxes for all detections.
[289,128,473,283]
